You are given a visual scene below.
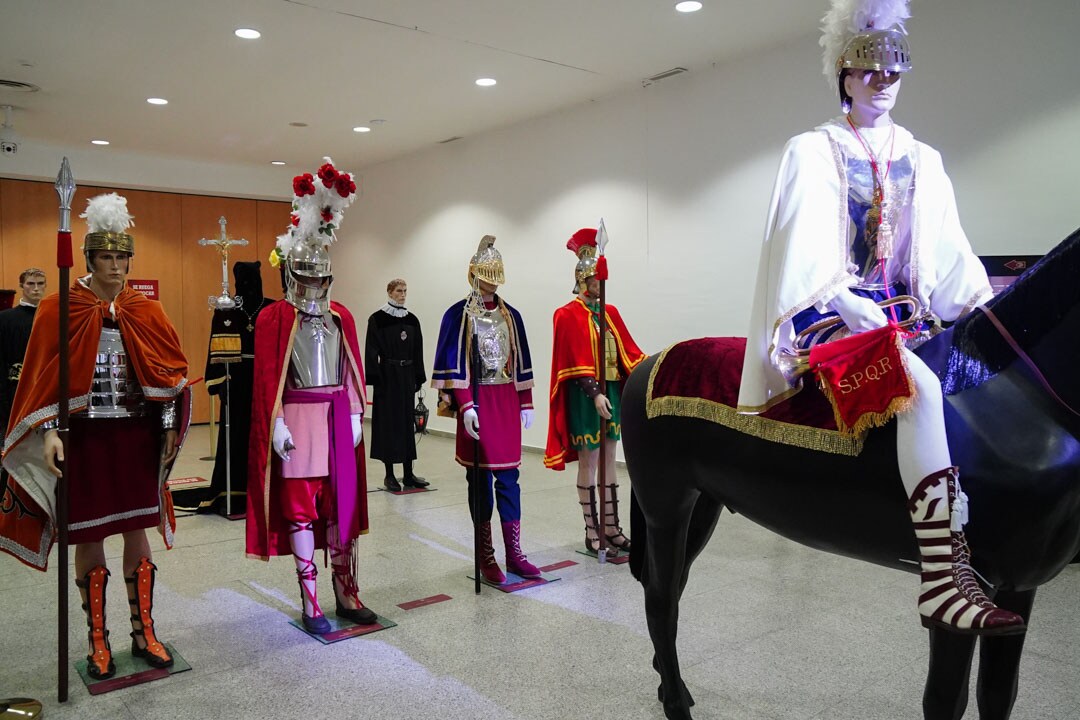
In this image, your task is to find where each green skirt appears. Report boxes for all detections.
[567,381,621,451]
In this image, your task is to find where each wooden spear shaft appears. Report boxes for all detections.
[596,273,608,562]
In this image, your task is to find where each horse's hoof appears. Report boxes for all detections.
[657,683,695,708]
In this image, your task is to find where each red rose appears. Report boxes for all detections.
[321,208,334,223]
[334,173,356,198]
[290,214,300,227]
[293,173,316,196]
[317,163,338,188]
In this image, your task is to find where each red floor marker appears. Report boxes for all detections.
[539,560,578,573]
[398,594,453,610]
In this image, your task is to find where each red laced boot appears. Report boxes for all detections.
[328,532,378,625]
[477,521,506,584]
[502,520,541,578]
[909,468,1026,636]
[125,557,174,668]
[75,566,115,680]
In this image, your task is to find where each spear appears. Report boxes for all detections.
[594,219,609,562]
[53,157,76,702]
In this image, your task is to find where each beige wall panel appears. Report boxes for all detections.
[256,200,290,302]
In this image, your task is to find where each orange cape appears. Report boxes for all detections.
[543,298,646,470]
[0,280,187,570]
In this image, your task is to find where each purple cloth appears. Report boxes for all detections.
[453,384,522,469]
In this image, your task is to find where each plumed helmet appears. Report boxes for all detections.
[81,193,135,258]
[820,0,912,111]
[468,235,505,287]
[567,227,599,294]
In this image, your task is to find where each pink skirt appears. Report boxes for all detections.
[455,383,522,469]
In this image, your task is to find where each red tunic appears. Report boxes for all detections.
[543,298,646,470]
[245,300,369,560]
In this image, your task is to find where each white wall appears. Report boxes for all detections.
[333,0,1080,451]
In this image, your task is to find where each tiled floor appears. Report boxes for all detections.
[2,425,1078,719]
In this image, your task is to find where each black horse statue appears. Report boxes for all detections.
[623,229,1080,720]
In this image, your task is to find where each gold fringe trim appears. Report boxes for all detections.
[646,345,865,457]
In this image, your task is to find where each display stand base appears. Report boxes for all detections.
[378,486,437,496]
[165,477,209,490]
[288,614,397,644]
[397,593,452,611]
[576,548,631,565]
[75,643,190,695]
[467,570,561,593]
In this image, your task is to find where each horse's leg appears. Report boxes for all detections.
[643,488,701,720]
[654,493,725,708]
[975,588,1036,720]
[924,627,976,720]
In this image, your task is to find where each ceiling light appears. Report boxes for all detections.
[289,121,308,127]
[475,78,497,87]
[353,126,371,133]
[235,28,261,40]
[147,97,168,105]
[675,1,703,12]
[91,139,110,145]
[270,160,286,165]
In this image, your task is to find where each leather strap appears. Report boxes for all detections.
[977,305,1080,419]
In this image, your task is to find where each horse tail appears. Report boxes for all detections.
[629,488,647,583]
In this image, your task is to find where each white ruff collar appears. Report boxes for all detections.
[381,302,407,318]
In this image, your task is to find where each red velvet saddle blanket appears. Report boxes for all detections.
[646,337,865,456]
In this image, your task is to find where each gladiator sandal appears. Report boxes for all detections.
[125,557,174,669]
[287,521,330,634]
[909,468,1026,636]
[502,520,541,579]
[603,481,631,552]
[328,531,378,625]
[476,521,506,584]
[578,484,616,557]
[75,566,115,680]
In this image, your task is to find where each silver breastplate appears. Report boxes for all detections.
[471,309,512,385]
[88,327,147,418]
[290,314,343,388]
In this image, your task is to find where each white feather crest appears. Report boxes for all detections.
[281,157,358,258]
[820,0,910,78]
[80,192,135,234]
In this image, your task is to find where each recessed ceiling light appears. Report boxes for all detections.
[353,126,371,133]
[475,78,497,87]
[289,121,308,127]
[91,139,110,146]
[235,28,261,40]
[147,97,168,105]
[675,1,703,12]
[270,160,286,165]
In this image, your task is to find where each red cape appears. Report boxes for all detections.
[245,300,368,560]
[544,298,646,470]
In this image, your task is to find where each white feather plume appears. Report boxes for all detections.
[80,193,135,234]
[820,0,911,78]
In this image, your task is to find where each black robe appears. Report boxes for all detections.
[0,304,36,443]
[173,261,273,515]
[365,307,426,463]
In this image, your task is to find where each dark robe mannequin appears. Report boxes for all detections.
[173,261,274,515]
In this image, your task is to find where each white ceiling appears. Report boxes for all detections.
[0,0,820,171]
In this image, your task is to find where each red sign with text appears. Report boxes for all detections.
[128,279,159,300]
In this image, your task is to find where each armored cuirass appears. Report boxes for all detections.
[471,309,512,385]
[290,314,343,388]
[88,327,147,418]
[604,330,621,382]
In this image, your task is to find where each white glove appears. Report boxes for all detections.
[827,291,889,334]
[462,407,480,440]
[351,413,363,447]
[520,408,534,430]
[273,417,294,461]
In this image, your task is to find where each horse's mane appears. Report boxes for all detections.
[940,227,1080,395]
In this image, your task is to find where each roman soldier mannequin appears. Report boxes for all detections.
[544,228,646,555]
[431,236,540,583]
[1,193,189,678]
[736,0,1024,635]
[247,159,377,634]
